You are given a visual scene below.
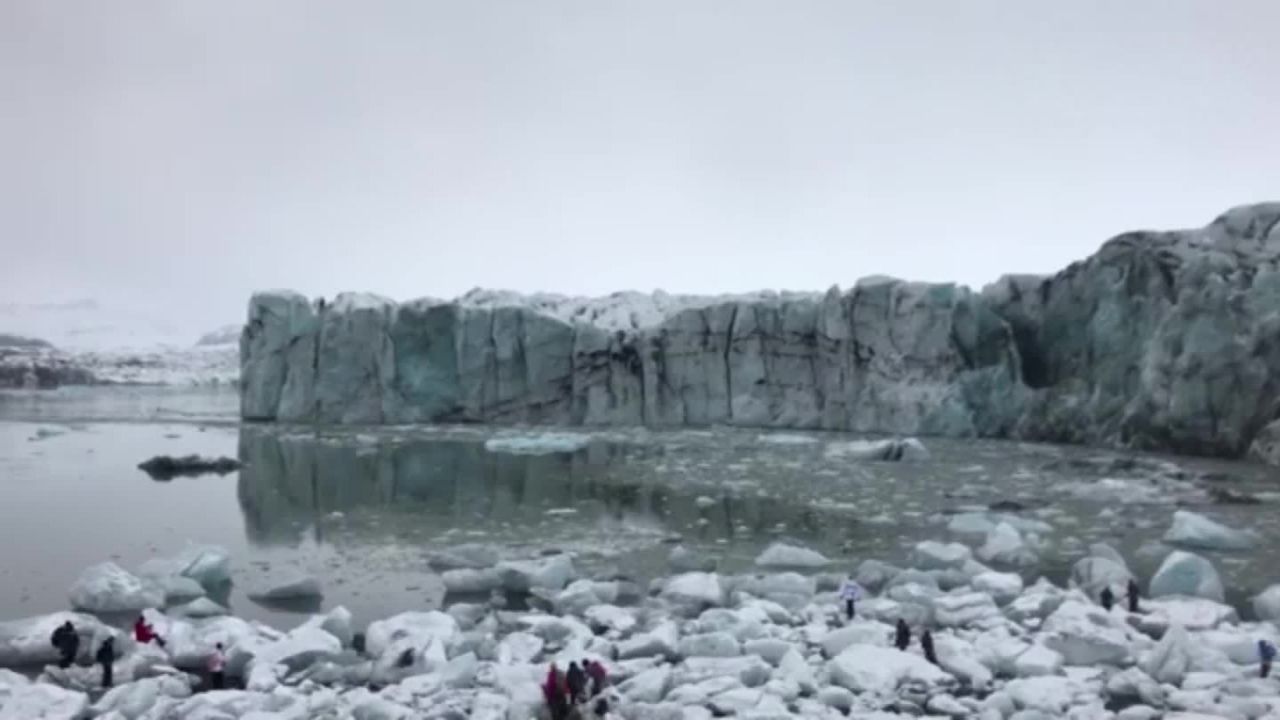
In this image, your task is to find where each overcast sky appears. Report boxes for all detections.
[2,1,1277,330]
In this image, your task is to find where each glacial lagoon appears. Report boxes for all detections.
[2,386,1278,628]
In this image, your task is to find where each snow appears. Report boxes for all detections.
[331,292,394,314]
[1163,510,1257,551]
[455,288,818,335]
[68,562,165,614]
[482,433,591,455]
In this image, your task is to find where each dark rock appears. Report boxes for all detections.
[1207,487,1262,505]
[138,455,241,480]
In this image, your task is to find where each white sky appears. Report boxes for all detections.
[2,1,1277,330]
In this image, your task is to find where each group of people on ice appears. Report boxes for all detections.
[49,615,225,690]
[840,574,1278,678]
[542,658,611,719]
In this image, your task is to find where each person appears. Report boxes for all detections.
[1127,579,1140,613]
[50,621,79,669]
[839,577,863,621]
[1260,639,1276,679]
[586,658,608,697]
[543,663,568,720]
[895,619,911,651]
[134,614,164,648]
[96,637,115,688]
[1100,586,1115,612]
[566,661,586,704]
[921,630,938,666]
[208,642,227,690]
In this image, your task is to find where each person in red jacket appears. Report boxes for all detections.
[134,615,165,648]
[585,659,608,697]
[542,663,568,720]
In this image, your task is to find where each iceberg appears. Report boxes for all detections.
[753,542,830,569]
[1162,510,1256,551]
[68,562,165,614]
[1149,551,1225,602]
[482,433,591,455]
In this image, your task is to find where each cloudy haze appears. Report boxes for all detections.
[2,1,1277,333]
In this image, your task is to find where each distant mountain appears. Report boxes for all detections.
[0,333,53,350]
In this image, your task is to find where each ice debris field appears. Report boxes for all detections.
[4,530,1280,720]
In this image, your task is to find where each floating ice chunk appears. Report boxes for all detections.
[1252,585,1280,622]
[248,574,323,602]
[1041,599,1136,666]
[1070,556,1134,603]
[90,675,192,719]
[496,631,544,664]
[947,512,996,537]
[0,612,118,667]
[669,546,716,573]
[442,568,501,595]
[820,622,891,657]
[584,604,637,635]
[1135,598,1238,635]
[934,592,1001,629]
[137,544,232,589]
[662,573,725,610]
[171,597,229,619]
[825,438,929,462]
[496,554,576,593]
[298,606,354,647]
[1012,643,1063,677]
[910,541,973,571]
[977,522,1037,567]
[756,433,818,445]
[247,626,342,676]
[619,665,671,703]
[365,612,459,661]
[617,621,679,660]
[427,544,500,571]
[1163,510,1256,551]
[826,645,951,695]
[1140,624,1193,685]
[483,433,591,455]
[754,542,830,570]
[1149,551,1225,602]
[677,632,741,658]
[973,571,1023,605]
[0,670,88,719]
[69,562,165,614]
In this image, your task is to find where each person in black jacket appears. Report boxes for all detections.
[921,630,938,665]
[50,621,79,669]
[96,638,115,688]
[1126,579,1141,613]
[1100,586,1115,612]
[894,619,911,651]
[566,661,587,704]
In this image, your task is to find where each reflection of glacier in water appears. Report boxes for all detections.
[234,428,855,560]
[235,425,1280,615]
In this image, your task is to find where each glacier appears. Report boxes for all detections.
[239,202,1280,463]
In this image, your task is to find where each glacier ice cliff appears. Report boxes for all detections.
[240,203,1280,462]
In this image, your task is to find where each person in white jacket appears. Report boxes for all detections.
[839,577,863,621]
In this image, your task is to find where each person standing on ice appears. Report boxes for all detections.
[1126,579,1141,613]
[1259,639,1276,678]
[566,661,587,704]
[921,629,938,665]
[894,619,911,651]
[208,643,227,690]
[840,577,863,621]
[50,621,79,668]
[1099,586,1115,611]
[96,637,115,688]
[543,662,568,720]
